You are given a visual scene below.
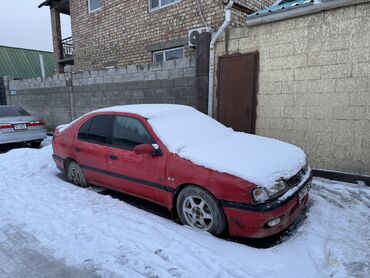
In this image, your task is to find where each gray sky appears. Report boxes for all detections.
[0,0,71,52]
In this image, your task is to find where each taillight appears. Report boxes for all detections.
[27,120,45,127]
[0,123,13,129]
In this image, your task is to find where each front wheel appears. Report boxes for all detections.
[66,162,88,188]
[176,186,227,236]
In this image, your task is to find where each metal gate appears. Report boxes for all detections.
[217,52,258,134]
[0,78,6,105]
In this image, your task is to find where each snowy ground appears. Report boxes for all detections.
[0,139,369,278]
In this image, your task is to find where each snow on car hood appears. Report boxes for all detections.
[147,107,306,189]
[177,132,306,188]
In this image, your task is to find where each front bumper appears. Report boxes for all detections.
[223,172,312,238]
[0,129,47,144]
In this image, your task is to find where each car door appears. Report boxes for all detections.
[74,115,114,187]
[106,114,168,204]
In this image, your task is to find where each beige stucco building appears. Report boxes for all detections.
[214,0,370,175]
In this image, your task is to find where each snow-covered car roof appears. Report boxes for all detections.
[96,104,193,119]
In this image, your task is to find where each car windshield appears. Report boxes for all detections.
[0,106,31,117]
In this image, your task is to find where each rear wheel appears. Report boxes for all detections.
[176,186,227,236]
[66,162,88,188]
[30,141,42,148]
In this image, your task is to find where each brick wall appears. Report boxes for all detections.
[69,0,273,71]
[215,3,370,175]
[5,58,198,129]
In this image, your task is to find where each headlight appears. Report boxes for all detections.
[268,180,288,196]
[252,188,269,203]
[252,180,288,203]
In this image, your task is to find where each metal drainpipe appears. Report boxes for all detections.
[208,0,234,117]
[39,54,46,80]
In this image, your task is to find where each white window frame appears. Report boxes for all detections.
[148,0,182,12]
[153,47,185,63]
[88,0,102,14]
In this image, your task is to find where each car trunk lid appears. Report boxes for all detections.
[0,116,44,133]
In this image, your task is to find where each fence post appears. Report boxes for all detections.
[3,76,14,105]
[196,32,211,114]
[64,66,75,121]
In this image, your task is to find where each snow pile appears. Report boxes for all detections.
[0,143,369,277]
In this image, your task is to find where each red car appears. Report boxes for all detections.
[52,104,312,238]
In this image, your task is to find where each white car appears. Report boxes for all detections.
[0,105,47,147]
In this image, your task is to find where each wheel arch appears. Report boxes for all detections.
[172,184,228,219]
[63,157,77,175]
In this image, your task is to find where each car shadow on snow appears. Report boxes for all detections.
[56,173,311,249]
[0,143,43,154]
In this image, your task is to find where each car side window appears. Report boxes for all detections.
[77,118,93,141]
[112,116,155,150]
[78,115,114,145]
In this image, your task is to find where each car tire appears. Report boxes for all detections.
[30,141,42,148]
[66,162,88,188]
[176,186,227,236]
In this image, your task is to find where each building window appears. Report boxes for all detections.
[88,0,102,13]
[149,0,180,11]
[153,47,184,62]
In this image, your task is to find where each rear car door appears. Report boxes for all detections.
[74,115,114,187]
[106,115,168,204]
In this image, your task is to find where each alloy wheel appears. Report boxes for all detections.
[182,196,214,230]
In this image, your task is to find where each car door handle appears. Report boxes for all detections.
[75,147,82,153]
[109,155,118,160]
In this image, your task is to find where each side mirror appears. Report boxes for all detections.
[134,144,157,156]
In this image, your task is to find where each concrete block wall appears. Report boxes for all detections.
[4,75,72,127]
[6,58,198,130]
[215,3,370,175]
[71,58,199,117]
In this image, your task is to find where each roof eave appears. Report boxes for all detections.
[38,0,51,8]
[38,0,70,15]
[246,0,370,26]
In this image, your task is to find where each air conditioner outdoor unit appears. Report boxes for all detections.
[188,27,212,47]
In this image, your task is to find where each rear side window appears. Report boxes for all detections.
[112,116,155,150]
[78,115,114,145]
[0,106,30,117]
[77,118,93,141]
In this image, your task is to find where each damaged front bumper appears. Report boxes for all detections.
[222,171,313,238]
